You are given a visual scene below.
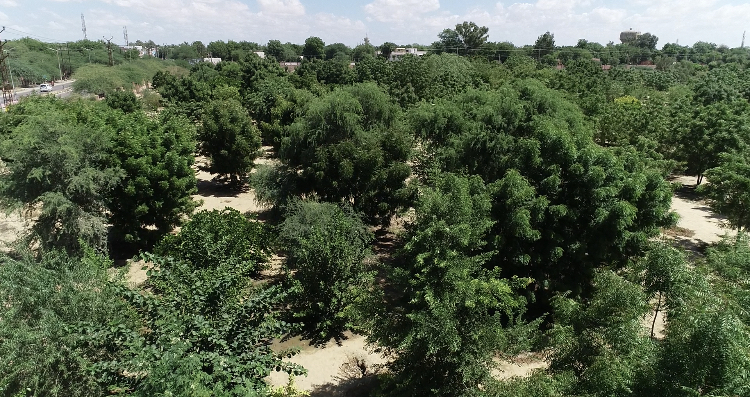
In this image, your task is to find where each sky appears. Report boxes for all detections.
[1,0,749,48]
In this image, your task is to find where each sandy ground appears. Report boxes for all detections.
[267,333,387,395]
[643,175,735,340]
[192,155,271,214]
[0,211,26,253]
[668,175,734,246]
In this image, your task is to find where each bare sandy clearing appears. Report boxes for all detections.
[192,156,269,214]
[266,332,386,394]
[493,353,549,379]
[0,211,27,253]
[668,175,734,247]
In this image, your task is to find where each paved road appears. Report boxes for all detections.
[1,80,76,110]
[16,80,75,98]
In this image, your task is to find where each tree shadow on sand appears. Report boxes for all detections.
[195,177,250,198]
[308,355,382,397]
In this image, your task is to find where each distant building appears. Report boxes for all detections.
[377,47,427,61]
[280,62,301,72]
[254,51,265,59]
[120,45,155,57]
[620,29,641,44]
[203,57,222,65]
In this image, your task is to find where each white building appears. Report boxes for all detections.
[388,47,427,61]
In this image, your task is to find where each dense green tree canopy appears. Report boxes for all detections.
[278,82,413,224]
[364,173,535,396]
[108,110,198,245]
[302,36,325,59]
[279,200,373,341]
[409,82,675,302]
[197,98,262,185]
[0,97,121,252]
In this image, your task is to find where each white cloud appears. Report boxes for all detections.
[0,0,18,6]
[364,0,441,22]
[257,0,305,16]
[311,13,367,42]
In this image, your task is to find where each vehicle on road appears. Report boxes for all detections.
[39,83,52,93]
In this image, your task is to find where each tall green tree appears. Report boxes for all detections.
[635,32,659,50]
[534,31,556,58]
[549,270,654,397]
[364,173,534,396]
[198,98,262,185]
[324,42,351,61]
[680,99,750,184]
[0,97,121,253]
[352,41,376,60]
[437,28,463,54]
[279,201,374,341]
[302,36,325,60]
[278,82,413,224]
[266,39,285,60]
[409,83,676,305]
[108,110,198,245]
[379,41,397,59]
[454,21,490,54]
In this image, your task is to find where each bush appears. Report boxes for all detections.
[105,89,139,113]
[140,88,162,111]
[279,200,374,341]
[155,207,273,273]
[0,248,135,397]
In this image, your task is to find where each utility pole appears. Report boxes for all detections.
[104,36,114,66]
[48,46,63,81]
[742,31,746,48]
[1,26,15,108]
[81,14,87,40]
[123,26,130,61]
[65,43,72,77]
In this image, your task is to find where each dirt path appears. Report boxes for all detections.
[0,211,26,253]
[668,175,734,247]
[267,333,386,395]
[644,176,735,339]
[192,155,270,214]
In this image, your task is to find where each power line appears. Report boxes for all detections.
[2,27,63,44]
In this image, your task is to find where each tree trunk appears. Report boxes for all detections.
[651,292,662,339]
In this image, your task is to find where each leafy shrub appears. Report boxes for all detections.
[139,88,162,111]
[119,252,305,396]
[105,89,139,113]
[155,207,272,273]
[279,200,374,341]
[0,247,135,397]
